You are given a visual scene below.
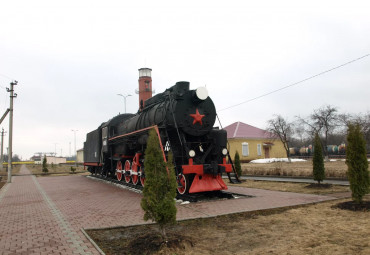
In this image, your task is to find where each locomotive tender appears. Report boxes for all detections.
[84,81,233,194]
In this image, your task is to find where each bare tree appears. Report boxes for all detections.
[267,115,294,161]
[297,105,339,160]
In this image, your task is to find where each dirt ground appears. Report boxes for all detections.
[86,180,369,255]
[87,195,370,255]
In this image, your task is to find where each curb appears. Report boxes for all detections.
[81,228,106,255]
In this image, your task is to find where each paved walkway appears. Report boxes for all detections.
[0,166,338,255]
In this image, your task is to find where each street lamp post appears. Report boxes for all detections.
[71,129,78,167]
[117,94,132,113]
[54,143,58,157]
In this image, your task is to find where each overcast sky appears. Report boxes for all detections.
[0,0,369,160]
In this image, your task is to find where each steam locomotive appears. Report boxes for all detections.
[84,81,233,194]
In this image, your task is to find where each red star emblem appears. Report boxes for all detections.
[189,109,205,125]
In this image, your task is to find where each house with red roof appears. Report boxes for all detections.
[223,121,286,161]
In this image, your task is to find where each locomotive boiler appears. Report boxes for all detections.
[84,81,233,194]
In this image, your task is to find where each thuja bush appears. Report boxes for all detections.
[42,155,48,173]
[313,133,325,185]
[346,124,370,204]
[234,151,242,177]
[141,129,177,241]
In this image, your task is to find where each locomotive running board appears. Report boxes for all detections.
[189,174,228,193]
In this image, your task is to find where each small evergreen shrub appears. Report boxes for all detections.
[42,155,48,173]
[313,133,325,184]
[346,124,370,204]
[234,151,242,177]
[141,129,177,241]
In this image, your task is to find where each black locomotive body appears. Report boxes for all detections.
[84,81,232,194]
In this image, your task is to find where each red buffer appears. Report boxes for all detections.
[182,157,232,193]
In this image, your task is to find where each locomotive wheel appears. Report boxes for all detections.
[177,174,189,195]
[139,168,145,187]
[124,160,132,183]
[116,161,123,181]
[131,161,139,185]
[98,167,104,177]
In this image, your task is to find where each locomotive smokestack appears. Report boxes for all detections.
[136,68,154,110]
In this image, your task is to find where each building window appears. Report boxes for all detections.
[257,144,262,156]
[145,81,150,91]
[242,142,249,156]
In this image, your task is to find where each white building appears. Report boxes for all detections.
[46,156,67,165]
[76,149,84,163]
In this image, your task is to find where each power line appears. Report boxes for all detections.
[218,53,370,112]
[0,73,15,89]
[0,73,14,80]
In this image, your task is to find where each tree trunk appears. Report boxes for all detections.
[160,225,167,243]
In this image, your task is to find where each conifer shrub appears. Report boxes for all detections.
[141,129,177,241]
[313,133,325,185]
[42,155,48,173]
[346,124,370,204]
[234,151,242,177]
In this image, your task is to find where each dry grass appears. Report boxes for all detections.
[89,197,370,255]
[27,164,86,175]
[174,198,370,255]
[242,160,349,178]
[0,165,22,189]
[229,180,350,195]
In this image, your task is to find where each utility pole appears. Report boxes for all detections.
[54,143,58,157]
[71,129,78,167]
[0,128,6,171]
[7,80,17,183]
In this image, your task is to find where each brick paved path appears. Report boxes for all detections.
[0,165,337,254]
[0,166,98,255]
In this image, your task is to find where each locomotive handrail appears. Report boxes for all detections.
[110,125,156,141]
[109,125,168,165]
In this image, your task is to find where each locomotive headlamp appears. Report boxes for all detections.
[196,87,208,100]
[222,148,228,156]
[189,150,196,157]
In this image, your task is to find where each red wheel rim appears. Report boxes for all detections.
[177,174,187,194]
[124,160,131,183]
[132,161,139,185]
[116,161,122,181]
